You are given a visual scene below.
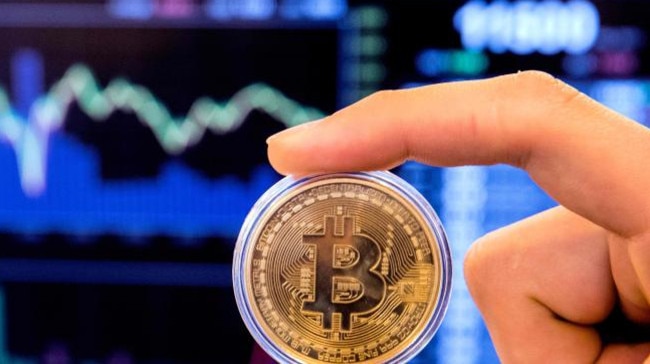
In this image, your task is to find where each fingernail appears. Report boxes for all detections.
[266,119,323,144]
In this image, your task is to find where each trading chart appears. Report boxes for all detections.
[0,1,649,363]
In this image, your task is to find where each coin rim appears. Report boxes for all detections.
[233,171,452,363]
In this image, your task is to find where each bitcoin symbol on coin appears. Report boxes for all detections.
[234,174,451,363]
[302,215,386,332]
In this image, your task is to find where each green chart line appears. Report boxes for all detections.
[0,64,326,196]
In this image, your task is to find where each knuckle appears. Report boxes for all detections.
[511,70,583,106]
[463,233,502,296]
[514,69,558,85]
[463,230,525,303]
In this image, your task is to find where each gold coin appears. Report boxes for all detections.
[234,172,451,363]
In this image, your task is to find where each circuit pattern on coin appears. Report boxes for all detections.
[244,177,444,363]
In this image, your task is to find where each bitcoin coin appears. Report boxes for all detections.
[233,171,451,363]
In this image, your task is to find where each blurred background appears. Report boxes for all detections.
[0,0,646,362]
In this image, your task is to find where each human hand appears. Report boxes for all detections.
[266,71,650,363]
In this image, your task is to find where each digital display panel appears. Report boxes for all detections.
[0,1,647,363]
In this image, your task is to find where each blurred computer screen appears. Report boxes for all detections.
[0,0,646,363]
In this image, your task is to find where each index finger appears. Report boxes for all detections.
[267,71,650,237]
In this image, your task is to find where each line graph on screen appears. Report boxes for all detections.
[0,52,324,197]
[0,50,326,239]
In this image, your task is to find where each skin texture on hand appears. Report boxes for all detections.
[267,71,650,363]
